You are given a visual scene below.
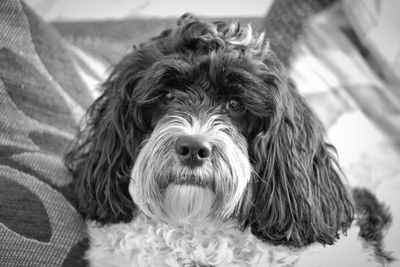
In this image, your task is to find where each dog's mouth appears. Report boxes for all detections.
[170,174,213,188]
[163,166,215,190]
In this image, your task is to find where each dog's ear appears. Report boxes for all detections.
[65,51,156,224]
[245,55,354,247]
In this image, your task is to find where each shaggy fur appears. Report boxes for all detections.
[66,14,393,266]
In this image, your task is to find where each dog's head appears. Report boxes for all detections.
[67,14,354,247]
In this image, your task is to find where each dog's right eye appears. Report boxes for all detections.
[161,92,176,104]
[226,98,244,113]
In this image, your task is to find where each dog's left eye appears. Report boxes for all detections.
[226,98,243,113]
[161,92,176,104]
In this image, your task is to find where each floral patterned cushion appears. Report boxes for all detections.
[0,1,93,266]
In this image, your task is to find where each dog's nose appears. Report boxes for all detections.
[175,135,211,167]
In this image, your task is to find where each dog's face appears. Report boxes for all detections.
[129,70,254,227]
[130,110,252,226]
[67,14,354,247]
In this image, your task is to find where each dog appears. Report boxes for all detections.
[66,14,393,267]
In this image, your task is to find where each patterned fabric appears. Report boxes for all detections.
[289,2,400,187]
[262,0,338,66]
[0,1,91,266]
[290,3,400,264]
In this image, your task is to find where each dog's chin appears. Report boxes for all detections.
[162,184,215,228]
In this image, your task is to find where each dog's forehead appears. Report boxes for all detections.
[152,53,261,99]
[133,50,275,123]
[131,22,280,120]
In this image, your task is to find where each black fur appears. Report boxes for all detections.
[246,77,354,247]
[353,188,394,263]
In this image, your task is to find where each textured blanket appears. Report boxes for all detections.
[0,1,90,266]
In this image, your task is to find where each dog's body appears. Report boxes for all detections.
[67,14,393,267]
[84,188,392,267]
[86,213,301,267]
[84,214,386,267]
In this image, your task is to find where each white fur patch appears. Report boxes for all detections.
[163,185,215,227]
[86,213,300,267]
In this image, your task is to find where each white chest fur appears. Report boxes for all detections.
[85,214,300,267]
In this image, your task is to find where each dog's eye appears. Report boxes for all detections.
[161,92,176,104]
[226,98,243,113]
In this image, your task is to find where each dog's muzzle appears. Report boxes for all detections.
[129,113,252,227]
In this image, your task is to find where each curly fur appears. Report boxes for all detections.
[66,13,393,266]
[86,214,300,267]
[247,78,355,246]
